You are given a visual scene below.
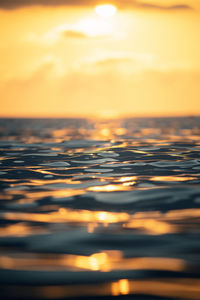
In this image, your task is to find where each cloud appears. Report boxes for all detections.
[0,0,192,11]
[82,52,156,72]
[95,57,133,67]
[134,3,191,11]
[0,0,91,9]
[1,58,199,117]
[62,29,88,39]
[26,28,89,46]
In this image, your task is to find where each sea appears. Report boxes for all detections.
[0,117,200,300]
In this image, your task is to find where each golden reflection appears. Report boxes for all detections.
[0,252,184,273]
[26,178,83,187]
[0,194,13,200]
[100,128,111,138]
[24,189,85,200]
[151,176,197,182]
[1,279,200,299]
[124,219,175,235]
[111,281,120,296]
[131,279,200,300]
[124,209,200,234]
[73,254,184,273]
[97,212,107,222]
[122,181,135,187]
[3,209,129,227]
[0,223,48,237]
[75,252,110,271]
[115,128,127,135]
[87,222,97,233]
[166,208,200,218]
[60,208,129,225]
[0,253,190,300]
[0,256,14,269]
[0,223,31,237]
[117,176,137,182]
[3,208,200,235]
[88,184,132,192]
[112,279,130,296]
[92,120,125,140]
[119,279,130,295]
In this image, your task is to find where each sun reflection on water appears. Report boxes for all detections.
[112,279,130,296]
[0,117,200,299]
[2,208,200,237]
[0,251,186,273]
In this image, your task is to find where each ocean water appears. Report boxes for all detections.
[0,117,200,300]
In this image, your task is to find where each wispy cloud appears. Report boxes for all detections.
[86,52,156,71]
[62,30,88,39]
[1,60,199,117]
[134,2,191,11]
[0,0,192,11]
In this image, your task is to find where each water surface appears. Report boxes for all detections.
[0,117,200,300]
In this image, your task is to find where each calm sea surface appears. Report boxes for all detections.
[0,117,200,300]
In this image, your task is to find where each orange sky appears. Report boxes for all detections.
[0,0,200,118]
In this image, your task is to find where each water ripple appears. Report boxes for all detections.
[0,117,200,300]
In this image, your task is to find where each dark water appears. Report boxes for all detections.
[0,117,200,300]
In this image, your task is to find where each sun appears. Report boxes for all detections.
[95,4,117,18]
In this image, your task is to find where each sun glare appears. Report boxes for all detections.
[76,18,113,36]
[95,4,117,18]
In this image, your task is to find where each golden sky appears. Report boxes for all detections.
[0,0,200,117]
